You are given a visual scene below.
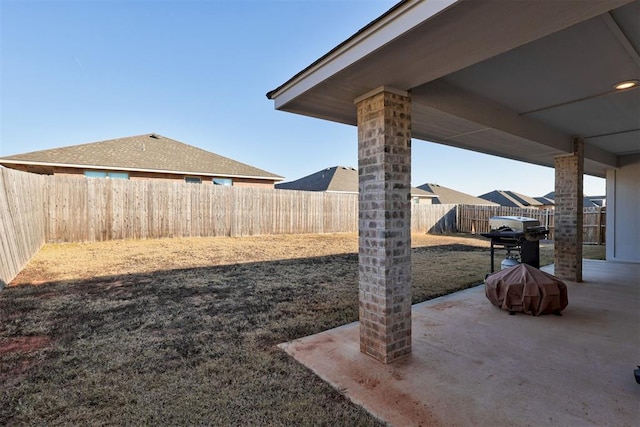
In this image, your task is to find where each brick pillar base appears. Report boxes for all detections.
[554,138,584,282]
[355,87,412,363]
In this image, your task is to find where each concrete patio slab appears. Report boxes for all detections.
[279,260,640,426]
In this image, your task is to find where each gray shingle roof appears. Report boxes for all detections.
[534,196,555,205]
[478,190,543,208]
[417,183,498,205]
[276,166,436,197]
[276,166,348,191]
[0,133,283,180]
[542,192,601,208]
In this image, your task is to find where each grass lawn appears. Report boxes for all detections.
[0,233,604,425]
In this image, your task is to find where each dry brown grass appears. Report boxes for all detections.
[1,233,604,425]
[11,233,489,285]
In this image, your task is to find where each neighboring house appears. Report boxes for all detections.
[417,183,498,206]
[587,195,606,208]
[276,166,437,204]
[534,196,555,209]
[478,190,543,209]
[0,133,283,188]
[543,191,602,208]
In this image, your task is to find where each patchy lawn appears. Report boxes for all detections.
[1,233,604,425]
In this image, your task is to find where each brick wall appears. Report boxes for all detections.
[356,87,412,363]
[554,138,584,282]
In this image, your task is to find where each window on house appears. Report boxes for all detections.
[84,171,107,178]
[213,178,232,186]
[84,170,129,179]
[185,177,202,184]
[108,172,129,180]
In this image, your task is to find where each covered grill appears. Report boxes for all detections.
[481,216,549,273]
[482,217,566,316]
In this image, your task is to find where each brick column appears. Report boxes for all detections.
[554,138,584,282]
[355,87,412,363]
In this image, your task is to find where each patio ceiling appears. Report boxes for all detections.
[267,0,640,178]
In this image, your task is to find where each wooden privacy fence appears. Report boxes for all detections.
[412,204,457,234]
[0,168,46,286]
[9,168,611,284]
[457,204,606,244]
[43,178,458,241]
[0,169,461,284]
[582,207,606,244]
[44,177,360,242]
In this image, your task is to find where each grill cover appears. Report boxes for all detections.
[485,264,568,315]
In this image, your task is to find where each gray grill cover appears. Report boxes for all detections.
[485,264,568,315]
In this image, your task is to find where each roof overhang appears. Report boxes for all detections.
[268,0,640,178]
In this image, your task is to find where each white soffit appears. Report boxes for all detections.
[268,0,638,177]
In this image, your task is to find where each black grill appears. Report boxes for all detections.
[481,216,549,273]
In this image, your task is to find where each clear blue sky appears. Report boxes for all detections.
[0,0,605,197]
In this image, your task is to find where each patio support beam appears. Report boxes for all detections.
[554,137,584,282]
[355,86,412,364]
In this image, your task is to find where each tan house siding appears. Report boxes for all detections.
[52,166,83,176]
[232,179,274,188]
[3,164,52,175]
[413,196,432,205]
[129,171,187,181]
[74,169,276,188]
[4,165,277,187]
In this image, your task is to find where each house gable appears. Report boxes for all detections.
[418,183,497,206]
[0,134,283,185]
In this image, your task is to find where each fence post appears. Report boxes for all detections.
[545,209,549,229]
[596,206,602,245]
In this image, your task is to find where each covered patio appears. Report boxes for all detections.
[268,0,639,364]
[268,1,639,422]
[280,260,640,426]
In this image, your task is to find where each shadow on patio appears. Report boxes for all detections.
[279,259,640,426]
